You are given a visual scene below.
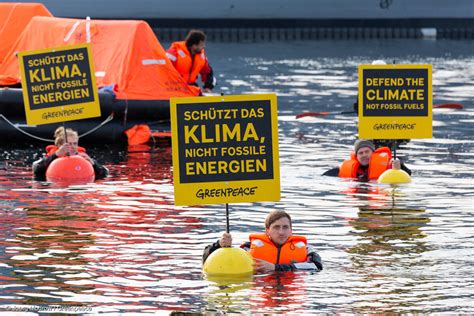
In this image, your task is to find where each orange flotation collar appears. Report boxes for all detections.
[249,233,308,265]
[45,145,87,157]
[339,147,392,180]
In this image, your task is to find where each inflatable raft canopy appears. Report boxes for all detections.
[0,12,199,143]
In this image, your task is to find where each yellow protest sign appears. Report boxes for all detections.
[358,64,432,139]
[170,94,280,206]
[18,44,100,125]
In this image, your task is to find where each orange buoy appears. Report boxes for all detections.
[46,155,95,184]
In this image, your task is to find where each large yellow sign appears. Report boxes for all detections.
[170,94,280,206]
[358,64,432,139]
[18,44,100,125]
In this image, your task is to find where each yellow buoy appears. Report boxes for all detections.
[378,169,411,184]
[203,247,254,276]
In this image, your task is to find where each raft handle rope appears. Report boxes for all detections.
[64,17,92,43]
[78,112,114,138]
[64,21,80,42]
[0,113,114,142]
[0,114,53,142]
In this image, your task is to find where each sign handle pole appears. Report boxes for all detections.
[223,92,230,234]
[63,122,69,155]
[225,203,230,233]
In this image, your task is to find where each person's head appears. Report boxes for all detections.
[265,210,293,246]
[54,127,79,150]
[185,29,206,54]
[354,139,375,166]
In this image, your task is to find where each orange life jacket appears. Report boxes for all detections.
[339,147,392,180]
[45,145,87,157]
[249,233,308,265]
[168,41,207,85]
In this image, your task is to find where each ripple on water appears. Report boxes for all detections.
[1,40,473,313]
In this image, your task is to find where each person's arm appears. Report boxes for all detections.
[202,240,221,263]
[400,161,411,175]
[258,245,323,272]
[32,154,58,181]
[76,152,108,180]
[274,263,294,271]
[277,245,322,271]
[240,241,251,251]
[165,46,178,68]
[200,61,216,91]
[322,167,340,177]
[203,232,233,263]
[305,245,323,270]
[391,158,411,176]
[91,159,109,180]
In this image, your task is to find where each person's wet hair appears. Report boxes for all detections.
[54,127,78,147]
[265,210,292,229]
[185,30,206,47]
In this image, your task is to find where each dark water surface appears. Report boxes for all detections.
[1,40,473,314]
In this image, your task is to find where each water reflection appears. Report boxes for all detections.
[343,185,430,258]
[122,144,172,182]
[205,275,252,314]
[204,272,313,314]
[347,207,430,258]
[250,272,309,313]
[0,207,96,306]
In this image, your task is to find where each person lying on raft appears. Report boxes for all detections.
[203,210,323,273]
[32,127,109,181]
[323,139,411,181]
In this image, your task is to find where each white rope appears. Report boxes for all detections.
[78,113,114,138]
[0,114,53,142]
[0,113,114,142]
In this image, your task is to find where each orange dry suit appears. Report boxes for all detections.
[249,233,308,265]
[338,146,392,180]
[166,41,215,91]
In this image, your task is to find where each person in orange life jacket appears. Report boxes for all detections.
[202,210,323,273]
[323,139,411,180]
[32,127,109,181]
[166,29,216,93]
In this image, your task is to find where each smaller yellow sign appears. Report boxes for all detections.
[170,94,280,206]
[358,64,432,139]
[18,44,100,125]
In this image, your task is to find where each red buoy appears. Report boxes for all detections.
[46,155,95,184]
